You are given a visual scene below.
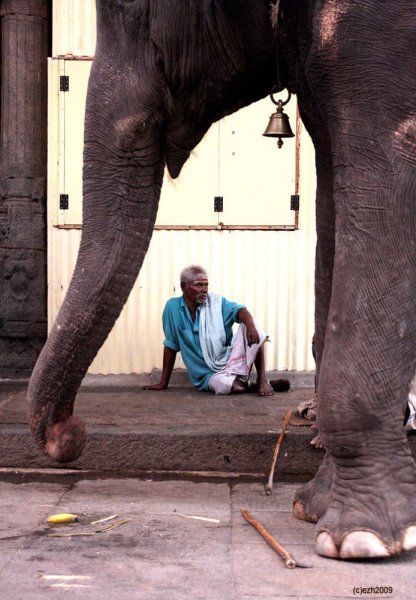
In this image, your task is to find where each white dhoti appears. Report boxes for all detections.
[207,323,267,395]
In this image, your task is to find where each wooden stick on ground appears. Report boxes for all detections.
[264,408,292,495]
[240,508,297,568]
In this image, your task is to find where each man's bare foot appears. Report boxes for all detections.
[257,380,274,397]
[248,379,290,394]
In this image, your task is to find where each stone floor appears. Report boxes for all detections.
[0,474,413,599]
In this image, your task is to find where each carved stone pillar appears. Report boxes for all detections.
[0,0,48,377]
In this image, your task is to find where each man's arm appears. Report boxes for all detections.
[237,307,260,346]
[143,346,177,390]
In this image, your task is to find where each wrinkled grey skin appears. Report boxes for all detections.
[27,0,416,560]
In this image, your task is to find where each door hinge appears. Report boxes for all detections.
[290,194,300,211]
[214,196,223,212]
[60,75,69,92]
[60,194,69,210]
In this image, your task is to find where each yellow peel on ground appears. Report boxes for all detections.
[47,513,78,524]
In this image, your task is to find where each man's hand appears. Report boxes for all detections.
[143,347,177,391]
[238,308,261,346]
[143,382,168,391]
[245,322,260,346]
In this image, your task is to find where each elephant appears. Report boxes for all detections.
[27,0,416,560]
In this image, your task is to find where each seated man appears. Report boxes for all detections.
[144,265,273,396]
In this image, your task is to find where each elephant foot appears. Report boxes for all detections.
[316,528,416,559]
[293,452,333,523]
[314,443,416,559]
[45,416,86,463]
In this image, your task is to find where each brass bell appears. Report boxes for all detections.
[263,89,294,149]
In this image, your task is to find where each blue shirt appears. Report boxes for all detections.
[162,296,245,390]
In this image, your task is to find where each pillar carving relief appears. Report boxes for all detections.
[0,0,48,377]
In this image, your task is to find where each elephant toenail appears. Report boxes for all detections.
[339,532,389,559]
[403,526,416,551]
[316,531,338,558]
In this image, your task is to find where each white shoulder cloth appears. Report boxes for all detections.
[199,292,233,372]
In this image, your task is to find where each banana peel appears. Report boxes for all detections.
[47,513,78,524]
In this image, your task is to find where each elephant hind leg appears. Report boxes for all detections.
[45,416,86,463]
[293,452,333,524]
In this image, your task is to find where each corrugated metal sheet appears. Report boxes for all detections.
[48,223,316,375]
[53,0,96,58]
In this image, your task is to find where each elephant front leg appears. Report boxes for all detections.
[316,434,416,558]
[291,107,335,523]
[314,172,416,558]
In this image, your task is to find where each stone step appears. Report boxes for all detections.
[1,375,414,478]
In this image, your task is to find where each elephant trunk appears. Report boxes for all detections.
[27,75,165,462]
